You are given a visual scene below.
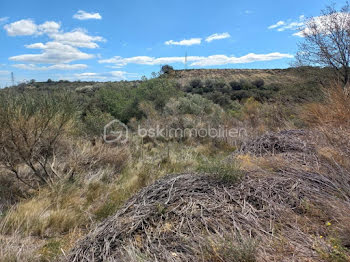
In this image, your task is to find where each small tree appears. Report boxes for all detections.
[160,65,174,75]
[0,91,76,188]
[295,2,350,86]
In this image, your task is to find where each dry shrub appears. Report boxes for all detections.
[239,98,298,135]
[303,84,350,126]
[65,139,130,180]
[0,92,76,188]
[303,83,350,166]
[0,174,26,215]
[0,233,44,262]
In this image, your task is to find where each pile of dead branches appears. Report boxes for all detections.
[240,130,316,156]
[66,168,350,262]
[66,129,350,261]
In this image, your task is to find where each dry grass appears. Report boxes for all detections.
[0,233,44,262]
[2,83,350,261]
[171,68,305,87]
[0,137,225,261]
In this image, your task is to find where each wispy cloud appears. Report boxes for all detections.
[268,21,285,29]
[0,17,9,25]
[99,52,293,67]
[13,63,88,70]
[268,15,305,33]
[205,32,231,42]
[10,42,94,64]
[165,38,202,46]
[74,71,139,80]
[73,10,102,20]
[0,70,10,75]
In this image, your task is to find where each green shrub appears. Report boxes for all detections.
[197,159,242,184]
[97,78,181,123]
[82,108,114,137]
[252,79,265,88]
[160,65,174,75]
[189,79,203,89]
[230,80,243,90]
[165,94,219,116]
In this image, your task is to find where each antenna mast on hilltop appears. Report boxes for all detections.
[184,52,188,70]
[11,72,15,86]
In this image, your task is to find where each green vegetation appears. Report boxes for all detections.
[0,67,350,261]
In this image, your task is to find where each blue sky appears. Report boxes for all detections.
[0,0,346,87]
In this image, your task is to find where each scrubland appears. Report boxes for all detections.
[0,69,349,261]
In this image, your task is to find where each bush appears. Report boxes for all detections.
[165,94,219,116]
[189,79,203,89]
[231,90,253,101]
[0,91,76,188]
[160,65,174,75]
[206,91,232,107]
[230,81,243,90]
[213,81,226,90]
[81,108,114,138]
[136,78,181,110]
[252,79,265,88]
[97,78,181,123]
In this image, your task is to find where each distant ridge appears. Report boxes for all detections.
[168,67,328,86]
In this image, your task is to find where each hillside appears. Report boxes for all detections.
[167,67,329,87]
[0,72,349,262]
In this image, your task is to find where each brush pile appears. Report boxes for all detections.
[66,130,350,262]
[240,129,316,156]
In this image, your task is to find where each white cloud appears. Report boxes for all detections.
[268,21,285,29]
[0,17,9,24]
[0,70,10,75]
[4,19,61,36]
[190,53,293,66]
[165,33,230,46]
[50,29,105,48]
[294,13,350,37]
[100,56,190,67]
[268,15,305,33]
[38,21,60,34]
[205,32,231,42]
[165,38,201,46]
[74,72,103,79]
[4,19,37,36]
[99,52,293,67]
[9,42,94,64]
[73,10,102,20]
[74,71,138,80]
[109,71,139,79]
[12,63,87,70]
[5,19,105,68]
[4,19,103,48]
